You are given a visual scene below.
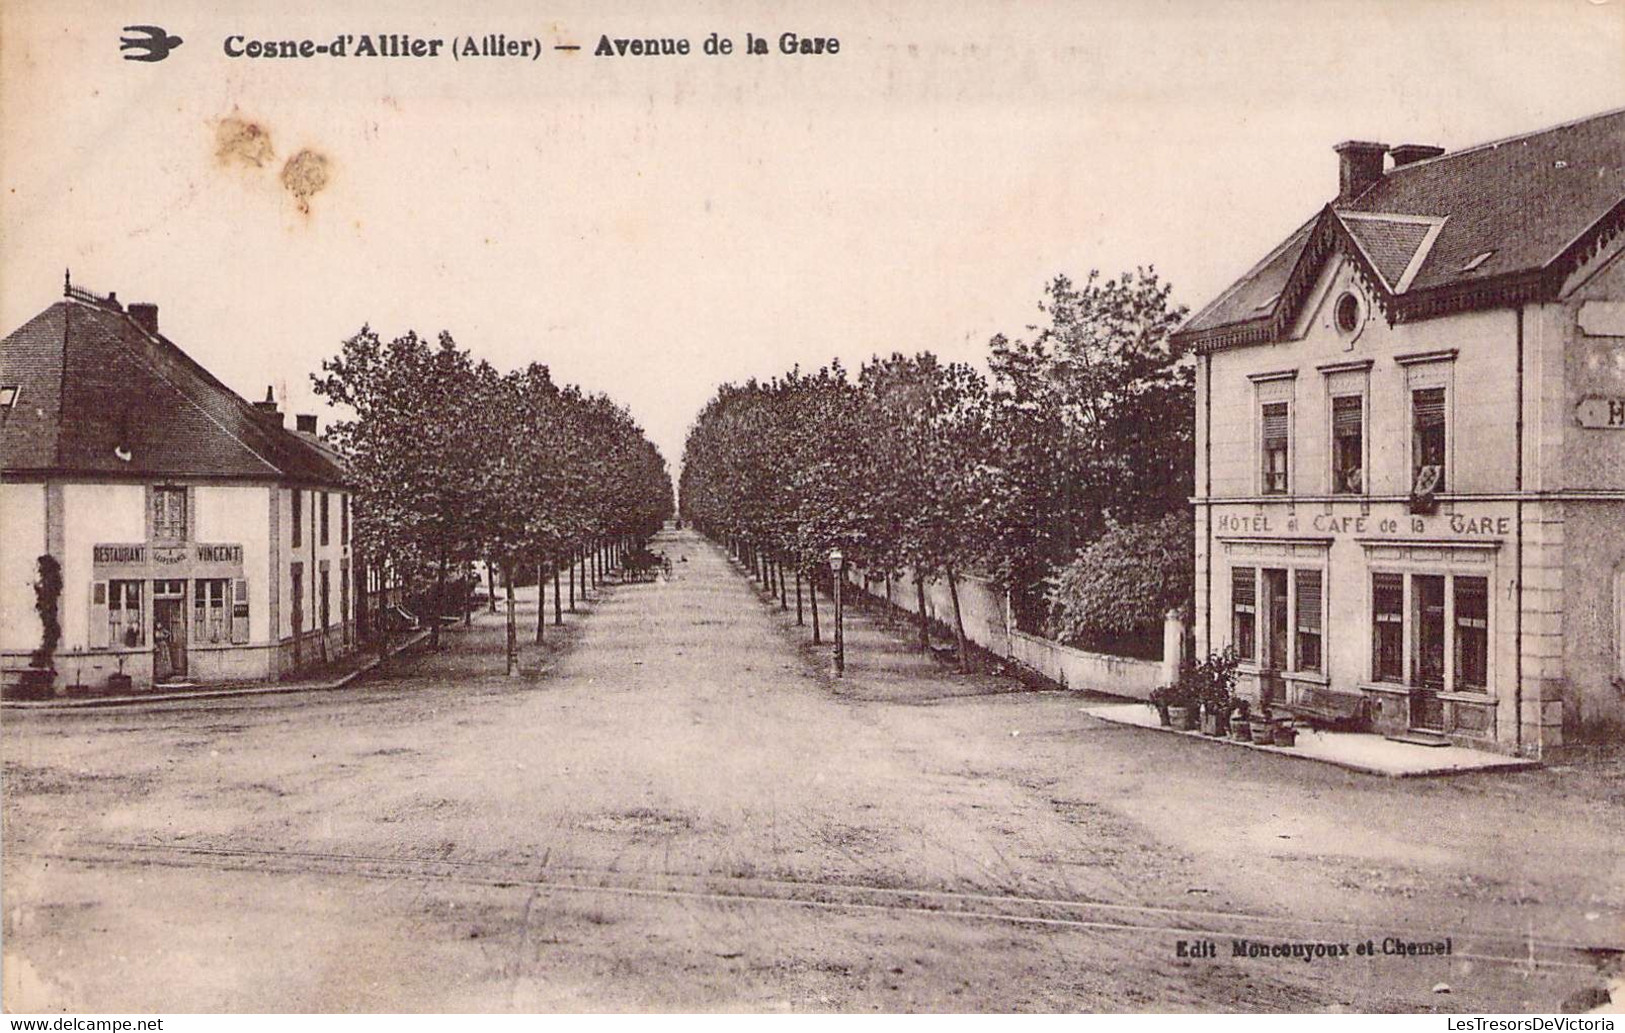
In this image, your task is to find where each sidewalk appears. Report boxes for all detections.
[1080,701,1541,778]
[1,629,430,711]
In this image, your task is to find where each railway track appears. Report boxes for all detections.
[37,839,1619,974]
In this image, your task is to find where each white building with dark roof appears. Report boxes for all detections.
[1173,109,1625,758]
[1,281,356,695]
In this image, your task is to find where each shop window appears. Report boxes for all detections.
[1331,395,1364,494]
[320,492,330,546]
[194,579,229,644]
[1294,569,1323,673]
[109,580,145,647]
[1232,566,1257,661]
[1372,573,1404,682]
[1260,403,1290,495]
[152,486,187,541]
[1412,387,1447,494]
[1454,576,1489,691]
[291,490,303,549]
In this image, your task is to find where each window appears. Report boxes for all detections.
[1232,567,1257,661]
[1454,576,1489,691]
[1412,387,1447,494]
[1334,292,1361,334]
[0,385,18,408]
[152,486,187,541]
[1261,402,1289,494]
[341,495,349,545]
[320,566,331,630]
[1373,573,1404,682]
[109,580,144,647]
[320,492,330,546]
[1331,395,1364,494]
[340,558,351,644]
[194,579,229,644]
[290,562,304,633]
[291,490,302,548]
[1294,569,1323,673]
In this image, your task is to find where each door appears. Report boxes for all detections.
[1411,574,1446,730]
[152,579,187,682]
[1260,568,1289,706]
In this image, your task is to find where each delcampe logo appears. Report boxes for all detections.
[119,25,183,62]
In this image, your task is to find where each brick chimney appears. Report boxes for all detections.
[127,303,159,335]
[1335,140,1389,202]
[1390,143,1445,168]
[296,414,318,434]
[253,386,284,427]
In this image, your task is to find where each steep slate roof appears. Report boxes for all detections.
[1,293,347,486]
[1175,107,1625,351]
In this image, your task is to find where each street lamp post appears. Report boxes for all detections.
[829,548,845,677]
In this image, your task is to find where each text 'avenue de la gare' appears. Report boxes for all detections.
[222,32,840,60]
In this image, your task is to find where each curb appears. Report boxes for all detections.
[1083,706,1542,779]
[1,630,431,712]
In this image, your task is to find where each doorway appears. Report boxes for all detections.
[1411,574,1446,731]
[152,579,188,682]
[1260,568,1289,707]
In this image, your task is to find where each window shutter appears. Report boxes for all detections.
[1232,567,1256,611]
[231,578,250,643]
[1413,388,1446,428]
[1332,395,1362,435]
[89,581,109,648]
[1295,569,1322,632]
[1262,403,1289,445]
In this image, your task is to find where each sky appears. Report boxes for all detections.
[3,0,1623,472]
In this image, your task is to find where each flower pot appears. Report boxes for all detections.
[1154,705,1171,727]
[1250,721,1276,745]
[106,673,133,694]
[1230,719,1251,742]
[1167,705,1197,731]
[1274,723,1298,747]
[1201,711,1230,737]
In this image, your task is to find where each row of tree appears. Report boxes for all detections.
[679,270,1194,666]
[314,326,673,673]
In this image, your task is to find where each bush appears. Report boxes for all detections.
[1046,511,1192,645]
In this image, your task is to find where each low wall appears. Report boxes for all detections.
[853,568,1167,701]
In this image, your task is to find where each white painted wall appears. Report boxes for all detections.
[0,483,46,653]
[195,484,272,642]
[60,483,144,650]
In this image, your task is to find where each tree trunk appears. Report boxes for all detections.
[553,562,563,625]
[569,549,577,610]
[946,566,969,673]
[794,570,804,625]
[914,575,929,652]
[465,562,474,627]
[778,558,788,610]
[809,568,822,644]
[535,560,545,644]
[486,559,498,614]
[430,547,447,650]
[504,562,518,677]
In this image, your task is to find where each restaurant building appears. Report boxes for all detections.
[1174,109,1625,757]
[1,280,355,693]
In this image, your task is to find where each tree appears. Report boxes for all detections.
[1046,510,1193,657]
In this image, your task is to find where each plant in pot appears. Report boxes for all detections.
[1162,679,1200,731]
[65,650,92,697]
[1273,715,1298,747]
[1230,697,1252,741]
[1148,683,1176,727]
[1182,647,1240,737]
[12,555,63,700]
[106,651,133,695]
[1250,699,1277,745]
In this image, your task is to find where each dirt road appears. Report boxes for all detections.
[3,530,1621,1012]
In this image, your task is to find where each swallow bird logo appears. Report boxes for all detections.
[120,25,183,62]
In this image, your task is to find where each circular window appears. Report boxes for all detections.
[1334,292,1362,334]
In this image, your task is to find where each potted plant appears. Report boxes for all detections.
[106,652,133,695]
[1148,684,1176,727]
[1250,700,1276,745]
[1162,679,1200,731]
[1273,716,1298,747]
[1230,697,1252,741]
[64,650,92,697]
